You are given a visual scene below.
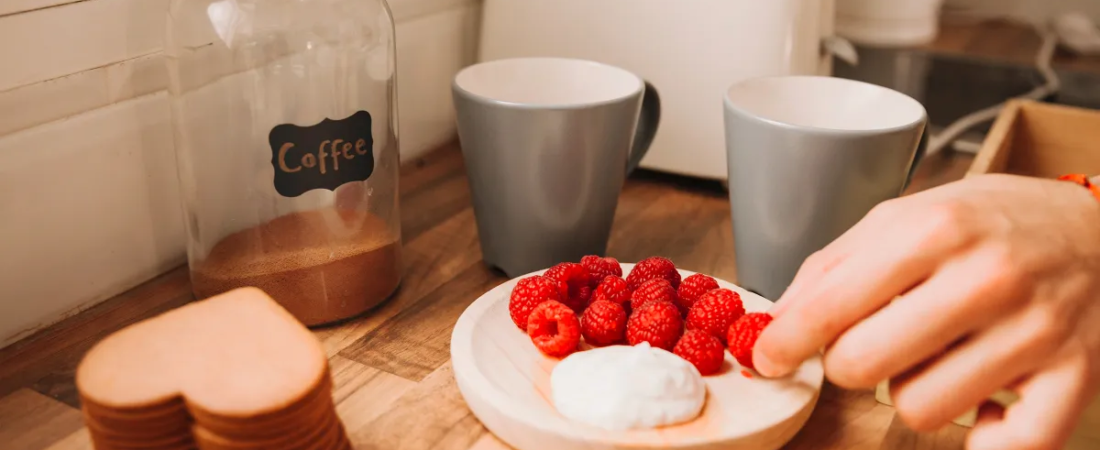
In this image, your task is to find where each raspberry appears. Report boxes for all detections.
[581,300,627,346]
[686,288,745,344]
[673,330,726,376]
[676,273,720,317]
[626,300,683,351]
[527,301,581,358]
[545,262,592,313]
[625,256,681,291]
[591,275,631,310]
[728,312,774,370]
[578,285,592,306]
[508,276,566,330]
[630,278,676,312]
[580,255,622,288]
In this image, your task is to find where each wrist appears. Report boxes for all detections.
[1058,174,1100,203]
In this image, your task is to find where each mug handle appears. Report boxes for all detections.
[902,125,930,192]
[627,81,661,175]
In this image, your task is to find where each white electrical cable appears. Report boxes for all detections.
[925,26,1061,156]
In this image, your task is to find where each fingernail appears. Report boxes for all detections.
[753,348,786,378]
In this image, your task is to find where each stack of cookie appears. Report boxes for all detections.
[75,287,351,450]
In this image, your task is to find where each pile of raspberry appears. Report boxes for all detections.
[507,255,774,375]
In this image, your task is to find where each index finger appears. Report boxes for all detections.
[752,230,947,378]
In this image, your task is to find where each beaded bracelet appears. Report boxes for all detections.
[1058,174,1100,202]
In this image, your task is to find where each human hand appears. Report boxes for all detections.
[753,174,1100,450]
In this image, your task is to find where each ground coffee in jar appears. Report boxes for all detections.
[166,0,402,325]
[191,209,400,326]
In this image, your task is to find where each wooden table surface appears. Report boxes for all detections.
[0,142,975,450]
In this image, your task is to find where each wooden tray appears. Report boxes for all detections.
[451,264,824,450]
[968,100,1100,178]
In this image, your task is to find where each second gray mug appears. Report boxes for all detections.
[453,57,660,277]
[723,75,927,301]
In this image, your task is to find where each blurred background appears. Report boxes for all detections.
[2,0,1100,348]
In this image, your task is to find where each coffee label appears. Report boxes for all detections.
[268,110,375,197]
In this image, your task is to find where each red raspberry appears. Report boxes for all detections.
[686,288,745,344]
[728,312,774,370]
[545,262,592,314]
[673,330,726,376]
[625,256,681,291]
[629,278,676,312]
[508,276,566,330]
[580,255,622,288]
[581,300,627,346]
[676,273,720,317]
[626,300,683,351]
[527,301,581,358]
[578,285,592,306]
[591,275,631,307]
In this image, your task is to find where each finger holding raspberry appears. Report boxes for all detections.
[728,312,774,371]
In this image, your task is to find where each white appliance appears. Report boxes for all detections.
[477,0,856,180]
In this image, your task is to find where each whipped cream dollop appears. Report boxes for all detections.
[550,342,706,430]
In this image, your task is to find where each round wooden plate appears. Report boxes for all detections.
[451,264,824,450]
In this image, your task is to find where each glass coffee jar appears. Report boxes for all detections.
[165,0,402,326]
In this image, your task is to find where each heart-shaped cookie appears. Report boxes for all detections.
[75,287,350,449]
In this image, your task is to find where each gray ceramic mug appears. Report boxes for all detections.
[453,57,660,277]
[723,75,927,301]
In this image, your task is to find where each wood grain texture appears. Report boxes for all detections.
[0,142,983,450]
[313,208,484,359]
[608,173,736,282]
[43,429,93,450]
[340,264,505,382]
[881,416,967,450]
[0,389,85,450]
[782,386,895,450]
[399,143,473,242]
[350,363,486,450]
[330,355,418,433]
[468,434,512,450]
